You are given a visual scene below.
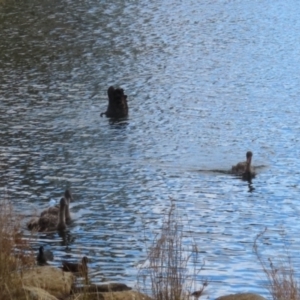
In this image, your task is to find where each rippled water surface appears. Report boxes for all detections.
[1,0,300,298]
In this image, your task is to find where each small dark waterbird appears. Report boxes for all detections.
[191,290,204,299]
[36,246,54,266]
[190,281,208,299]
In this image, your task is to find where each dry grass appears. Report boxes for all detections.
[138,199,207,300]
[0,198,35,299]
[253,228,300,300]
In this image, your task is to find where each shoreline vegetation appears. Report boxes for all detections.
[137,199,208,300]
[0,198,293,300]
[253,228,300,300]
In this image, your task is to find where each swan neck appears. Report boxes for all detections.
[245,157,252,172]
[57,203,66,229]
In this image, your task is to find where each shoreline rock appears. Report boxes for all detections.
[216,293,267,300]
[21,266,74,298]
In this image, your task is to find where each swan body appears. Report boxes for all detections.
[232,151,255,179]
[40,189,73,224]
[101,86,128,118]
[27,197,67,232]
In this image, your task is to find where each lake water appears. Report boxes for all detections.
[1,0,300,298]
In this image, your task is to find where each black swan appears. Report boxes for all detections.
[100,86,128,118]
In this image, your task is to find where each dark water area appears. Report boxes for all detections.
[1,0,300,298]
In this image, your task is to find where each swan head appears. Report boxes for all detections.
[64,189,73,203]
[82,256,88,266]
[59,197,67,207]
[246,151,253,159]
[246,151,253,164]
[37,246,46,265]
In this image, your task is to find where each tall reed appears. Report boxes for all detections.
[0,198,35,299]
[254,228,300,300]
[138,200,207,300]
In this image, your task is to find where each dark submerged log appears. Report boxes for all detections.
[100,86,128,118]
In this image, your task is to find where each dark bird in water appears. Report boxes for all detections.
[190,280,208,299]
[27,197,67,232]
[40,189,73,224]
[231,151,255,180]
[100,86,128,118]
[191,290,204,299]
[62,256,89,277]
[36,246,54,266]
[190,281,208,299]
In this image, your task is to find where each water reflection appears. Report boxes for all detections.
[248,183,255,193]
[58,230,76,247]
[107,118,130,127]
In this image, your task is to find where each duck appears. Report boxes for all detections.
[191,289,204,299]
[40,189,73,224]
[27,197,67,232]
[231,151,255,180]
[36,246,54,266]
[190,280,208,299]
[62,256,88,277]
